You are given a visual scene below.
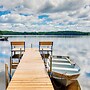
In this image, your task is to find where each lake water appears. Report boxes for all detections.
[0,35,90,90]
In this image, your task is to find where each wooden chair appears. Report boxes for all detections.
[39,41,53,59]
[10,41,25,74]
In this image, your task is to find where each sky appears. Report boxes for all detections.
[0,0,90,32]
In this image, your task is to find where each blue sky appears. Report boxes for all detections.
[0,0,90,32]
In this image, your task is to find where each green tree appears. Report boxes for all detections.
[0,30,3,35]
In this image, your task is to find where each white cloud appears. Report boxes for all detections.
[0,23,12,30]
[0,14,27,23]
[0,0,23,9]
[0,0,90,32]
[23,0,45,10]
[78,7,90,18]
[38,0,86,13]
[0,0,87,13]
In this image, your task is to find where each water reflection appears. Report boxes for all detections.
[0,35,90,90]
[0,63,6,90]
[85,72,90,77]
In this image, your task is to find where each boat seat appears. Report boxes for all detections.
[52,58,68,61]
[52,67,80,72]
[52,62,71,65]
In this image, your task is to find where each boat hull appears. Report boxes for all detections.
[51,77,81,90]
[52,71,80,86]
[47,55,80,86]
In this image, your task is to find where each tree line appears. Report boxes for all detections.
[0,30,90,35]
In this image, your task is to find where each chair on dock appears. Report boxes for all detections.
[39,41,53,59]
[10,41,25,74]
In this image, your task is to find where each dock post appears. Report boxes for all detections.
[5,64,8,89]
[50,56,52,76]
[31,43,32,48]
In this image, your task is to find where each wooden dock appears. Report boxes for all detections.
[7,48,54,90]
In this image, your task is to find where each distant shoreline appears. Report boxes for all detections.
[0,30,90,36]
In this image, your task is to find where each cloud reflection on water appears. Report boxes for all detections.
[0,36,90,90]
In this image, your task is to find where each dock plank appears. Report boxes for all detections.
[7,48,54,90]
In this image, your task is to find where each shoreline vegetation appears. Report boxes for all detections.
[0,30,90,36]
